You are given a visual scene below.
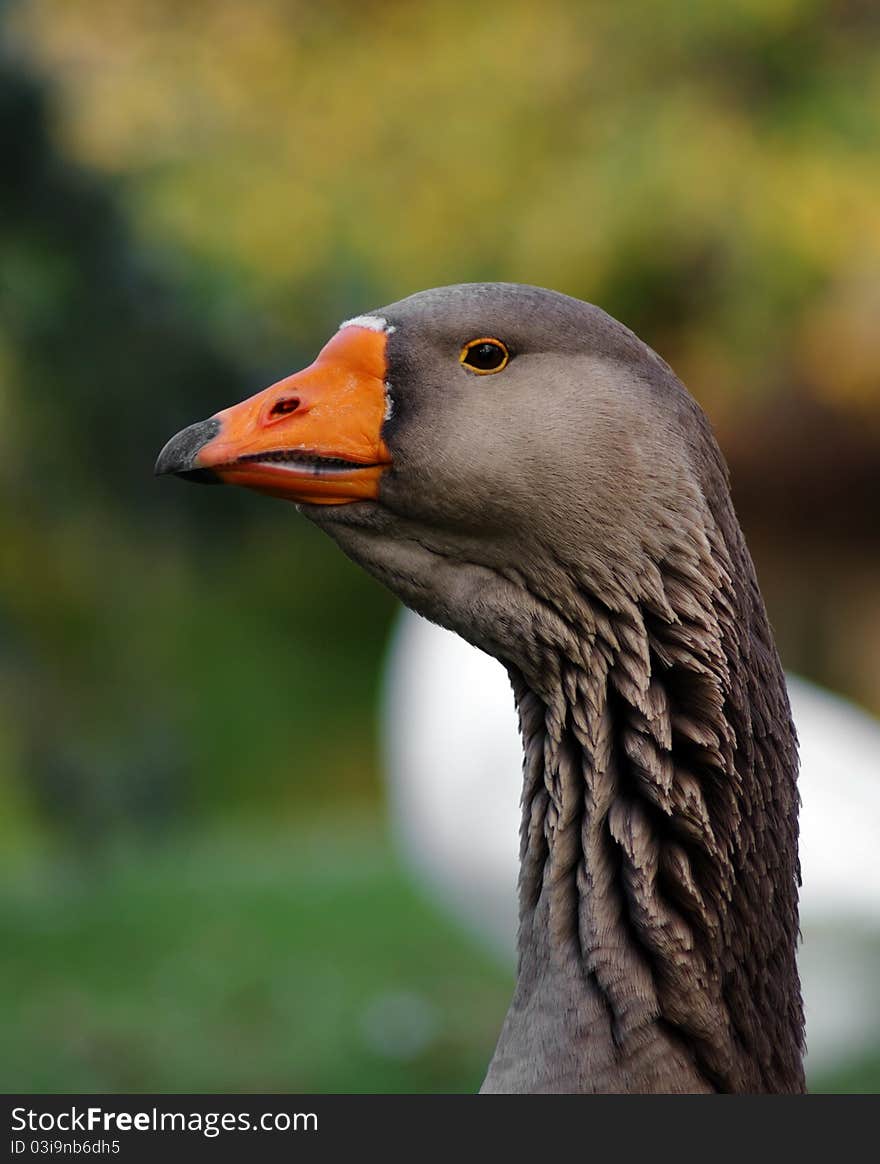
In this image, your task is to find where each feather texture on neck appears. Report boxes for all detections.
[483,474,804,1093]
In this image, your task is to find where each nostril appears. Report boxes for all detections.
[269,396,300,418]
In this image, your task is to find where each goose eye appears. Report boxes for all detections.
[460,338,509,374]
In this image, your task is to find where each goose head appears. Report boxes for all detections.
[157,284,725,689]
[157,283,804,1093]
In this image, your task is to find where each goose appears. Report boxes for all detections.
[156,282,805,1093]
[384,607,880,1077]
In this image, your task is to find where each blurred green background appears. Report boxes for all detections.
[2,0,879,1092]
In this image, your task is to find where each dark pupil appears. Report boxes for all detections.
[467,342,503,369]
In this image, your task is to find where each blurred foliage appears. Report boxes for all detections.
[1,0,879,1092]
[12,0,880,419]
[0,10,398,857]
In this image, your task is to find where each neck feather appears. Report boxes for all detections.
[483,501,805,1094]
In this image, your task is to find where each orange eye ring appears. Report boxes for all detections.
[459,337,510,375]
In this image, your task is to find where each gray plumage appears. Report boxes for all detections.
[306,284,804,1093]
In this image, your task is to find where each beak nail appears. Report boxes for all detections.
[154,417,222,482]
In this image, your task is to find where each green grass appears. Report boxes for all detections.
[810,1051,880,1095]
[0,815,512,1093]
[2,814,877,1093]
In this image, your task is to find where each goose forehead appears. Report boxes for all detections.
[371,285,615,353]
[377,282,583,323]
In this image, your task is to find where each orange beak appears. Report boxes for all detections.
[155,325,392,505]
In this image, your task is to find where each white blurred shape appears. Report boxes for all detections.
[383,608,880,1074]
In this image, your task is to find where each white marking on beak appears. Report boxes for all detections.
[339,314,396,334]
